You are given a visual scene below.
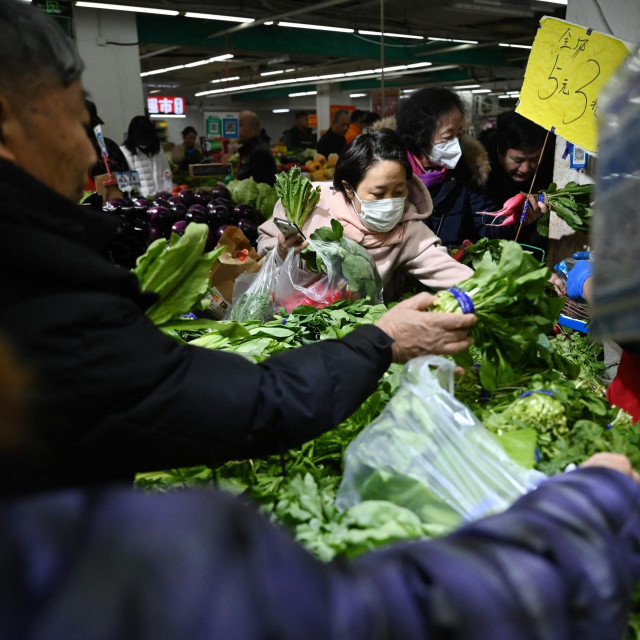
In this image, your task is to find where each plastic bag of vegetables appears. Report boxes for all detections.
[336,356,544,530]
[276,220,383,312]
[227,249,280,323]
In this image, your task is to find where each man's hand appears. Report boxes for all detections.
[375,292,476,363]
[523,194,548,226]
[277,232,308,261]
[581,452,640,484]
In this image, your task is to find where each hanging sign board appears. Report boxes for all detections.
[516,17,629,154]
[116,171,142,192]
[147,96,186,116]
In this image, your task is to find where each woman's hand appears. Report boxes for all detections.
[375,292,476,363]
[523,194,548,226]
[277,232,308,261]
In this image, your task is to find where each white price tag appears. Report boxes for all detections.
[116,171,142,192]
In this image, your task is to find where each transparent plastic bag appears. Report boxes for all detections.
[592,44,640,343]
[275,235,383,313]
[337,356,545,529]
[227,249,279,322]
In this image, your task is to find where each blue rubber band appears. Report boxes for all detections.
[520,200,529,223]
[538,193,545,203]
[535,448,541,462]
[519,389,555,399]
[605,423,612,430]
[448,288,475,314]
[586,27,593,35]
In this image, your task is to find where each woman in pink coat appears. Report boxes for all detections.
[257,129,472,297]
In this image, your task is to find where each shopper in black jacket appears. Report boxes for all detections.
[0,1,475,494]
[237,110,277,185]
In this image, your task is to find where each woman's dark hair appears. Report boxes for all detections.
[396,87,466,157]
[333,128,413,195]
[181,126,197,137]
[124,115,160,156]
[496,111,547,155]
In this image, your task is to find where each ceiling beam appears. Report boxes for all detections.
[206,0,356,39]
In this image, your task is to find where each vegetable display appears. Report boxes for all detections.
[431,241,572,390]
[275,166,322,228]
[536,181,593,236]
[300,220,383,301]
[477,182,593,236]
[133,223,224,327]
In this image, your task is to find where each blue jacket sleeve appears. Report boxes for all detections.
[6,467,639,640]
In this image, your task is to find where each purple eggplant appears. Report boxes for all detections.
[153,191,172,205]
[237,218,258,242]
[149,226,163,243]
[168,200,187,219]
[232,204,259,225]
[214,224,230,242]
[185,204,208,225]
[212,185,231,201]
[132,197,149,208]
[192,190,212,207]
[171,220,188,236]
[178,189,195,207]
[206,204,231,229]
[104,197,126,212]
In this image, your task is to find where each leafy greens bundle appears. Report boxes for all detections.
[275,166,322,228]
[431,241,573,390]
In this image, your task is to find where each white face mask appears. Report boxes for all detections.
[351,191,406,233]
[427,137,462,169]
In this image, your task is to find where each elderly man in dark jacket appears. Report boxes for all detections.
[0,0,476,494]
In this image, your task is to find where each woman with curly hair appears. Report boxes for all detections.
[395,88,545,249]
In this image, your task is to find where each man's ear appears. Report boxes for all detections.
[0,94,20,162]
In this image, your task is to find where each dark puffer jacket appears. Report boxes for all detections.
[0,159,392,494]
[1,467,639,639]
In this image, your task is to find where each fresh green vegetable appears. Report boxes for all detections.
[255,182,279,219]
[301,220,383,300]
[227,177,260,208]
[275,165,321,228]
[537,181,593,236]
[431,241,573,390]
[133,223,225,326]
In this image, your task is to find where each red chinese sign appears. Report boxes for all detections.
[147,96,186,116]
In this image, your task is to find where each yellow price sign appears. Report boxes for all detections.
[516,17,629,154]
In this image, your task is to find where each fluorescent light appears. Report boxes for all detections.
[184,60,211,68]
[75,2,178,15]
[148,89,161,94]
[210,76,240,84]
[150,114,186,118]
[284,68,295,72]
[184,12,254,23]
[279,21,354,33]
[453,84,480,89]
[350,93,367,98]
[507,90,521,95]
[141,65,185,77]
[261,70,284,76]
[401,89,416,94]
[317,73,345,80]
[498,95,513,99]
[471,88,491,93]
[405,62,432,69]
[428,37,477,44]
[273,109,290,113]
[499,43,533,49]
[289,91,317,97]
[344,69,377,76]
[536,0,567,4]
[358,30,423,40]
[141,53,233,77]
[264,21,274,25]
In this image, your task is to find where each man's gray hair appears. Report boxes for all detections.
[0,0,84,97]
